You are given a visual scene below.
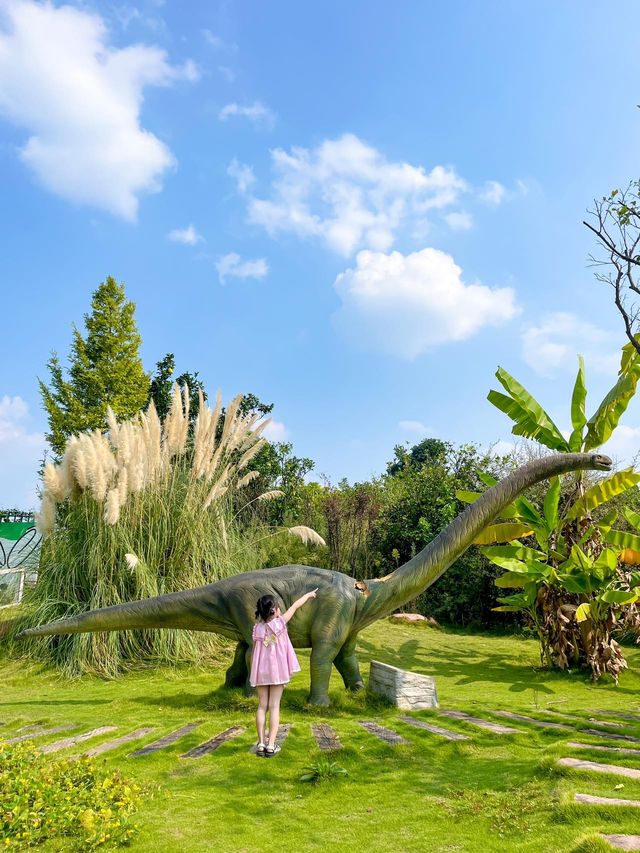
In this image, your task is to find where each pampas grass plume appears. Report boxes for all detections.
[288,526,326,548]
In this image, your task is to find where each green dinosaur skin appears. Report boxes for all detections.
[21,453,611,705]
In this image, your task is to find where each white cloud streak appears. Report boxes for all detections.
[333,248,519,358]
[246,134,470,256]
[216,252,268,284]
[227,158,255,193]
[0,0,197,220]
[167,224,203,245]
[521,312,619,378]
[0,396,47,509]
[218,101,275,126]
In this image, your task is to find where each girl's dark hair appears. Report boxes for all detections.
[255,595,277,622]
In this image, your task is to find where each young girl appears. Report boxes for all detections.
[250,588,317,757]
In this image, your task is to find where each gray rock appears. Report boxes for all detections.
[368,661,438,710]
[558,756,640,780]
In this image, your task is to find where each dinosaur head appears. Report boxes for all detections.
[591,453,613,472]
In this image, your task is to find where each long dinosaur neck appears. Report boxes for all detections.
[359,453,603,624]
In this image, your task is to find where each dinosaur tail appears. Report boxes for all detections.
[18,585,225,638]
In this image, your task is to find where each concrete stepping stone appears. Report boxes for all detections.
[568,741,640,757]
[40,726,117,755]
[5,724,76,744]
[311,723,342,751]
[600,836,640,851]
[493,711,570,731]
[181,726,245,759]
[547,710,635,732]
[398,715,470,741]
[558,756,640,780]
[83,728,154,758]
[358,721,408,745]
[575,793,640,808]
[598,712,640,723]
[589,717,626,728]
[439,710,520,734]
[249,724,292,754]
[131,722,201,757]
[581,729,640,745]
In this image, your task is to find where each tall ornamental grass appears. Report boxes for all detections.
[13,386,310,676]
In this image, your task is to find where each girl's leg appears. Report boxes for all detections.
[266,684,284,749]
[256,686,269,745]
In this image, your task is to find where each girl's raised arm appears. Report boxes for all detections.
[282,588,318,624]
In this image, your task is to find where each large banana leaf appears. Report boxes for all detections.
[564,468,640,522]
[623,507,640,529]
[603,528,640,551]
[495,572,534,588]
[584,368,640,450]
[543,476,561,530]
[482,544,546,561]
[569,355,587,449]
[473,523,534,545]
[489,367,570,451]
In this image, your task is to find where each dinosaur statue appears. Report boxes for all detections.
[21,452,611,705]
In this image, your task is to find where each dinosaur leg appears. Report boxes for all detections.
[225,640,249,688]
[308,642,340,706]
[334,636,365,691]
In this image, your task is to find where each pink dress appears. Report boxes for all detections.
[249,616,301,687]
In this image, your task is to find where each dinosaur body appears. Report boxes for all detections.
[21,453,611,705]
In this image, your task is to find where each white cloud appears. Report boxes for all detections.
[601,425,640,468]
[227,158,255,193]
[333,248,519,358]
[398,420,435,436]
[521,313,619,378]
[202,28,223,48]
[216,252,268,284]
[167,224,203,245]
[246,134,468,256]
[262,419,288,442]
[445,211,473,231]
[218,101,275,127]
[0,396,47,509]
[479,180,506,205]
[0,0,197,220]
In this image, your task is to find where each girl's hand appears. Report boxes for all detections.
[307,588,318,599]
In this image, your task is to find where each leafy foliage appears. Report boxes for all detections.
[39,277,149,456]
[299,758,348,784]
[0,741,142,850]
[480,347,640,681]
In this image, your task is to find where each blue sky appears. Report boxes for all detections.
[2,0,640,508]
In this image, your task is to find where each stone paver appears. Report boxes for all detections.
[359,721,408,745]
[40,727,117,754]
[311,723,342,751]
[5,724,76,744]
[558,756,640,780]
[547,710,636,733]
[597,711,640,723]
[398,715,470,741]
[249,724,292,754]
[131,722,201,757]
[581,729,640,745]
[568,741,640,757]
[493,711,570,731]
[600,835,640,851]
[181,726,245,759]
[439,710,520,734]
[589,717,626,728]
[368,660,438,710]
[575,793,640,808]
[84,728,154,757]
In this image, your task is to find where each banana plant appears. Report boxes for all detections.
[458,343,640,680]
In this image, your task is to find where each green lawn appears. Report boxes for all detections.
[3,622,640,853]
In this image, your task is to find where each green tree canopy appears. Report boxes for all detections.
[39,276,149,455]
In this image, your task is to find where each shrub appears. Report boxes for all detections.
[0,741,143,850]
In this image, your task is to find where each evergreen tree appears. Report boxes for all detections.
[39,276,149,455]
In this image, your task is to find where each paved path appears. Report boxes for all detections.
[558,756,640,780]
[358,721,408,745]
[311,723,342,751]
[399,716,469,740]
[41,726,117,754]
[84,728,154,757]
[4,724,76,744]
[131,723,201,757]
[181,726,245,759]
[440,710,520,734]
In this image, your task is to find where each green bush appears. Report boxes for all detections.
[0,741,143,850]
